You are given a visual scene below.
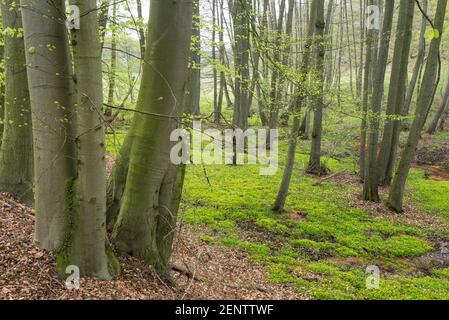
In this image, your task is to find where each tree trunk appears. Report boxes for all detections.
[359,0,378,181]
[273,0,319,213]
[106,1,117,118]
[136,0,146,59]
[438,96,449,130]
[111,0,193,277]
[377,0,415,186]
[21,0,77,251]
[307,0,326,175]
[185,0,201,115]
[402,0,427,128]
[363,0,395,201]
[0,0,34,205]
[387,0,448,212]
[231,0,251,131]
[427,64,449,134]
[58,0,119,279]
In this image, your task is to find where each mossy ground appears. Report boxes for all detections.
[106,112,449,299]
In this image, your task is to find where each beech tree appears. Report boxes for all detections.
[111,0,193,276]
[21,0,77,251]
[21,0,118,278]
[0,0,33,204]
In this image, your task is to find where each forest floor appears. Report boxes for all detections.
[1,127,449,300]
[0,192,304,300]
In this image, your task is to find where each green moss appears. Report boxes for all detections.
[431,267,449,279]
[107,117,449,298]
[106,245,121,278]
[55,177,78,276]
[407,170,449,220]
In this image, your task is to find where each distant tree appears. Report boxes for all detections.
[185,0,201,115]
[307,0,327,175]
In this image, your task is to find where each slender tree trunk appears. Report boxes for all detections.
[427,64,449,134]
[388,0,448,212]
[231,0,251,131]
[99,0,109,53]
[215,0,226,123]
[438,95,449,130]
[363,0,394,201]
[307,0,326,175]
[273,0,319,213]
[66,0,119,279]
[359,0,378,181]
[111,0,192,276]
[0,1,33,204]
[106,1,117,117]
[136,0,146,59]
[185,0,201,115]
[377,0,415,186]
[403,0,427,127]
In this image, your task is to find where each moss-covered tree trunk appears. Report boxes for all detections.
[21,0,77,251]
[388,0,448,212]
[0,0,33,204]
[64,0,118,279]
[111,0,192,276]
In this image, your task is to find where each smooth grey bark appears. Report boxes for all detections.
[377,0,415,186]
[65,0,119,279]
[21,0,77,251]
[388,0,448,212]
[0,0,33,204]
[112,0,192,276]
[362,0,395,202]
